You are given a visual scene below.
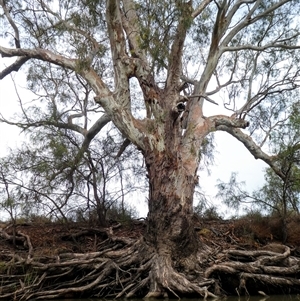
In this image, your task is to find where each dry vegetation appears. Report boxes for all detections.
[1,215,300,300]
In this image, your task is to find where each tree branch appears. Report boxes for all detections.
[0,45,143,149]
[0,116,87,136]
[0,57,30,79]
[38,1,101,61]
[106,0,127,67]
[235,74,300,118]
[83,114,111,149]
[220,0,292,50]
[70,114,111,174]
[192,0,213,19]
[190,0,228,111]
[188,94,219,105]
[209,115,249,129]
[216,125,285,179]
[0,46,77,70]
[0,0,21,48]
[166,1,193,91]
[121,0,146,60]
[115,138,131,158]
[223,43,300,52]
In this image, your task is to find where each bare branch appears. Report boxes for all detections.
[223,43,300,52]
[258,120,286,148]
[0,45,141,147]
[115,138,131,158]
[0,116,87,135]
[166,1,193,91]
[0,57,30,79]
[221,0,292,50]
[236,73,300,118]
[209,115,249,129]
[2,50,146,151]
[67,113,84,126]
[71,114,111,171]
[106,0,128,65]
[0,0,21,48]
[180,75,198,86]
[192,0,213,19]
[189,94,219,105]
[0,46,77,70]
[83,114,111,148]
[121,0,146,60]
[216,125,284,179]
[191,0,229,105]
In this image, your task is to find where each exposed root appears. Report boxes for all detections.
[145,254,218,299]
[205,244,300,295]
[1,225,300,300]
[0,226,153,300]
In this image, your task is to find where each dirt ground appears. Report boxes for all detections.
[1,214,300,257]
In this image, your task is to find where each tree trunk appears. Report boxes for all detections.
[143,148,202,296]
[145,152,199,258]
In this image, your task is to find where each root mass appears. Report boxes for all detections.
[1,221,300,300]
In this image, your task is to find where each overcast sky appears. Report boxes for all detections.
[0,55,268,219]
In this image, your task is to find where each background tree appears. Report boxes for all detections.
[1,0,300,298]
[217,102,300,242]
[0,57,146,225]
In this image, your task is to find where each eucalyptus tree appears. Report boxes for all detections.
[1,0,300,298]
[217,102,300,241]
[0,128,143,224]
[257,102,300,241]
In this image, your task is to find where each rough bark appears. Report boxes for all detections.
[145,153,198,258]
[143,149,201,297]
[1,0,300,299]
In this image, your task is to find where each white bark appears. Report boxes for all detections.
[0,0,299,190]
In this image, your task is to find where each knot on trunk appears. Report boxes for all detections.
[172,102,186,118]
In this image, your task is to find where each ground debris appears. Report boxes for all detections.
[0,217,300,299]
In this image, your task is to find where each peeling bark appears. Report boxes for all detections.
[1,0,300,299]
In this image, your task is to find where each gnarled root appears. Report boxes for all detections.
[205,244,300,295]
[0,232,219,300]
[145,254,217,299]
[0,227,153,301]
[1,224,300,300]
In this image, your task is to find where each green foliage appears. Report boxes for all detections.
[217,110,299,241]
[1,0,300,228]
[136,0,193,73]
[241,208,266,222]
[199,133,215,174]
[191,5,214,48]
[106,202,138,223]
[216,172,248,212]
[74,200,138,225]
[0,261,7,273]
[217,100,300,222]
[24,269,38,286]
[194,202,223,220]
